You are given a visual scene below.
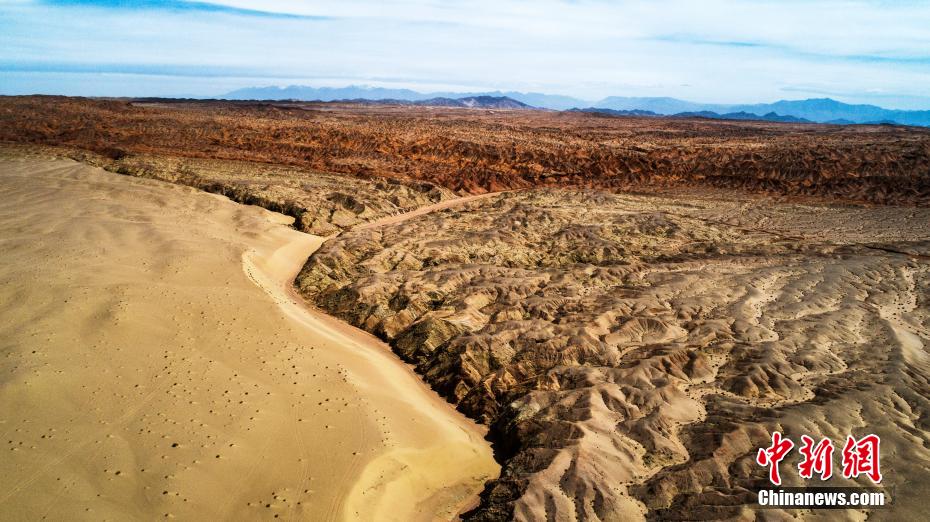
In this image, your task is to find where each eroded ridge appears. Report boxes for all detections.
[296,189,930,520]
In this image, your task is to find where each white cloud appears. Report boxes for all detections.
[1,0,929,106]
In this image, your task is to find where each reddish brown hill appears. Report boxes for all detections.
[1,96,929,204]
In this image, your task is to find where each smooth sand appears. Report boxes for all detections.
[0,158,498,520]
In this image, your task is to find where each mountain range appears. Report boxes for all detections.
[593,97,930,126]
[222,85,930,126]
[336,95,532,110]
[573,107,815,124]
[223,85,585,110]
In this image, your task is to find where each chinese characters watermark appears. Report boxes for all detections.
[756,432,882,486]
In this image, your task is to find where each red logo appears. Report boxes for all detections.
[841,434,882,484]
[757,432,882,485]
[756,431,794,485]
[797,435,834,480]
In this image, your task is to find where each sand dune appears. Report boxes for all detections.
[0,157,498,520]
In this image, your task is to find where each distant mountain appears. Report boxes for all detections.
[593,97,719,115]
[491,91,587,110]
[569,107,659,117]
[223,86,930,126]
[674,111,813,124]
[731,98,930,126]
[437,96,531,109]
[594,96,930,126]
[224,85,426,102]
[410,96,531,109]
[572,107,813,124]
[330,95,532,109]
[223,85,583,110]
[673,110,736,120]
[576,105,930,126]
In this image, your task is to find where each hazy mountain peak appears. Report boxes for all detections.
[223,85,586,110]
[222,86,930,126]
[593,96,930,126]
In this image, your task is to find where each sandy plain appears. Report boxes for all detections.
[0,157,498,520]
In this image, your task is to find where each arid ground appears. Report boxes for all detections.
[0,155,497,521]
[1,97,929,520]
[2,96,929,206]
[298,189,930,520]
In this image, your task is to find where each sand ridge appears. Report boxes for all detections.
[0,157,498,520]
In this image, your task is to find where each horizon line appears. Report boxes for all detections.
[2,68,930,112]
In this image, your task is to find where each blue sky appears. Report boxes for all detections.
[1,0,929,108]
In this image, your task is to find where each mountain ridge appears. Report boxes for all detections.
[222,85,930,126]
[595,96,930,126]
[328,95,532,109]
[224,85,580,110]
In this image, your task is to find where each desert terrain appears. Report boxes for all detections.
[297,189,930,519]
[1,96,929,521]
[0,155,497,520]
[1,96,929,207]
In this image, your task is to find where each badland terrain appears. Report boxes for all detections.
[1,95,928,520]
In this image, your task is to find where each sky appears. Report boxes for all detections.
[1,0,930,108]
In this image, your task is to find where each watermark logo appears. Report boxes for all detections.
[798,435,834,480]
[756,431,794,486]
[756,432,882,485]
[754,432,886,509]
[841,434,882,484]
